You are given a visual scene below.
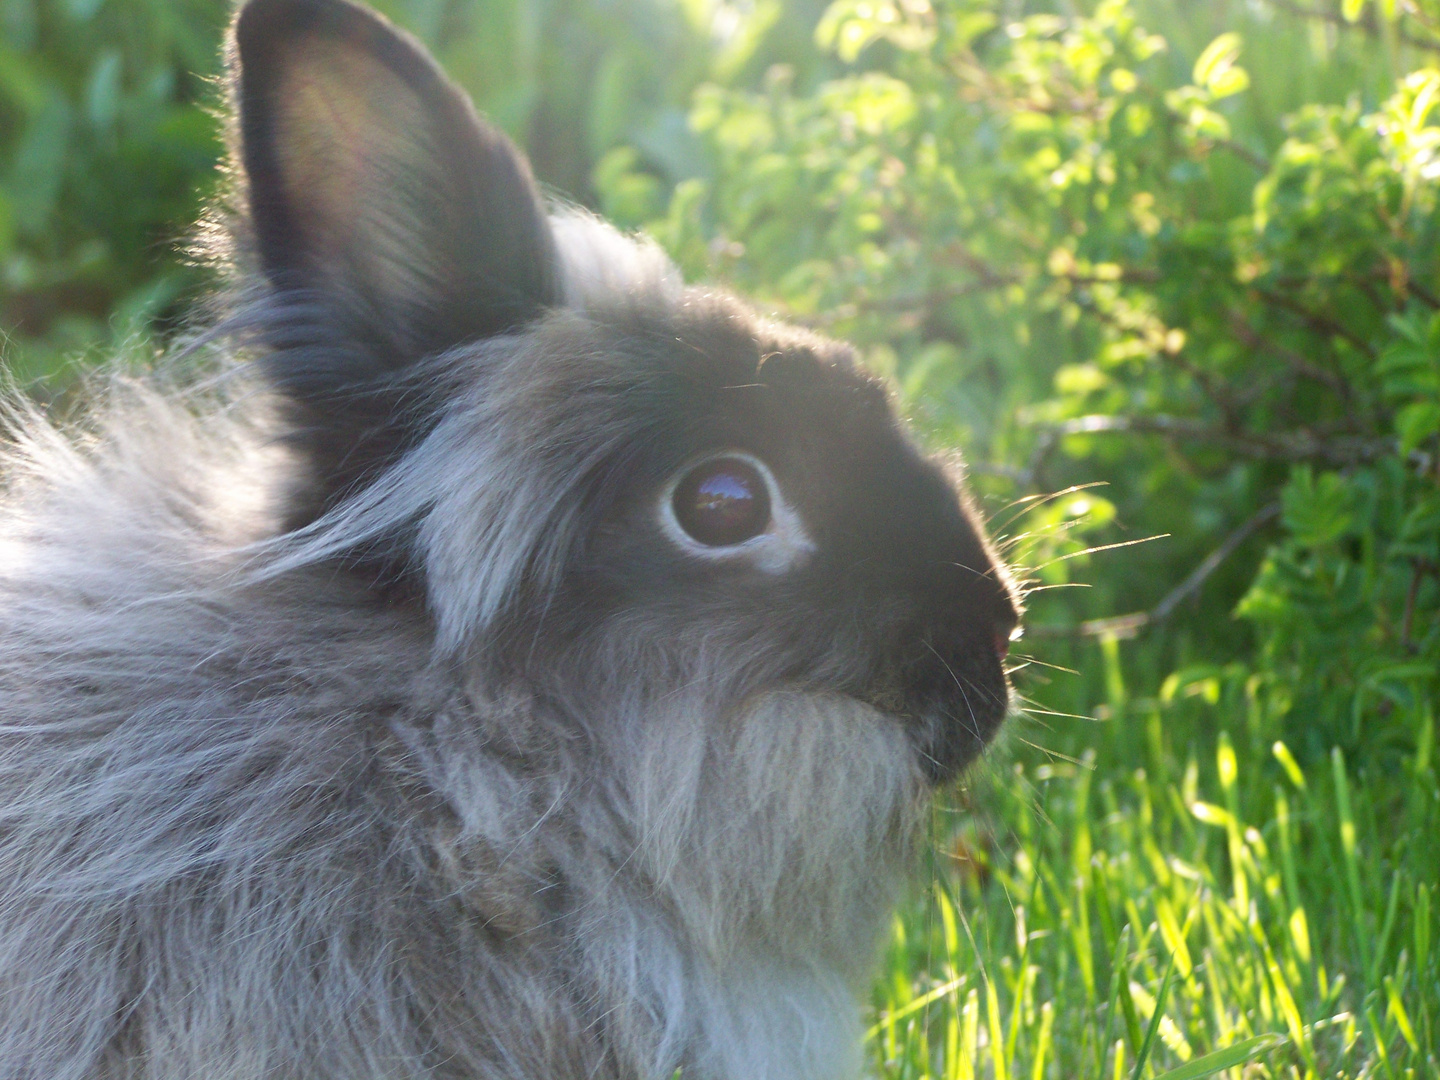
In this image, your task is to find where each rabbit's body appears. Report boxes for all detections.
[0,2,1019,1077]
[0,418,899,1080]
[0,259,914,1080]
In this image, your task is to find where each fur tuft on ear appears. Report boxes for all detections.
[232,0,559,519]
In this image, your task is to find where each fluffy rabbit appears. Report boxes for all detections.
[0,0,1020,1076]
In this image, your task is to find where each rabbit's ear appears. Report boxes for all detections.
[232,0,558,521]
[234,0,557,355]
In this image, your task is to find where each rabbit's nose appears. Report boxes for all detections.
[994,630,1011,661]
[988,566,1023,658]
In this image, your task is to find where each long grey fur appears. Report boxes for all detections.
[0,238,926,1080]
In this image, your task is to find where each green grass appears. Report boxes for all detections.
[868,655,1437,1079]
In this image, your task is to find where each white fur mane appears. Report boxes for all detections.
[550,208,683,312]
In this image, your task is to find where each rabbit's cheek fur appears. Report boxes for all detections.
[446,305,1018,785]
[0,0,1021,1077]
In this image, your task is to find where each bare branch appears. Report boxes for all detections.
[1263,0,1440,52]
[1026,502,1282,640]
[1254,287,1378,359]
[1228,311,1353,400]
[1024,414,1394,493]
[1401,557,1439,650]
[1406,278,1440,310]
[1205,136,1271,172]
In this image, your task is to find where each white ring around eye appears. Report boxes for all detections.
[657,451,816,573]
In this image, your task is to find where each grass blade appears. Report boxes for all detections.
[863,975,965,1042]
[1149,1033,1287,1080]
[1030,1000,1054,1080]
[986,975,1009,1080]
[1098,923,1131,1076]
[1129,948,1177,1080]
[1332,747,1371,976]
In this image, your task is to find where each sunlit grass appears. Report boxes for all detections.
[869,676,1436,1079]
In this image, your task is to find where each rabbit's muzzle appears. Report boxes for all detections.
[900,625,1014,782]
[851,542,1020,785]
[877,627,1014,782]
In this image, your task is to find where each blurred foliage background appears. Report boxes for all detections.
[2,0,1438,1076]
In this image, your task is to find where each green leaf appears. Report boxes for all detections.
[1398,495,1440,546]
[1151,1034,1288,1080]
[1208,65,1249,99]
[1281,468,1354,547]
[0,189,14,255]
[6,90,72,234]
[84,48,122,131]
[1129,949,1178,1079]
[1341,0,1366,22]
[1376,342,1437,398]
[1192,33,1242,92]
[61,0,104,23]
[816,0,934,63]
[1396,401,1440,455]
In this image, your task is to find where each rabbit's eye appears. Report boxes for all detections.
[658,451,810,569]
[672,457,772,547]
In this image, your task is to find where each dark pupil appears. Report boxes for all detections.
[673,458,771,547]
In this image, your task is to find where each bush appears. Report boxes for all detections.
[0,0,225,382]
[0,0,832,381]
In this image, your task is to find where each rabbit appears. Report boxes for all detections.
[0,0,1021,1077]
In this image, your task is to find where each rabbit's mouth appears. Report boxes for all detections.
[858,635,1013,784]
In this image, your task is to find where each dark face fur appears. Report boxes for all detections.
[234,0,1020,785]
[480,301,1020,782]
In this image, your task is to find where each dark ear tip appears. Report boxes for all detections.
[234,0,463,122]
[235,0,323,43]
[235,0,397,61]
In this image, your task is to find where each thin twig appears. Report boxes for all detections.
[1064,291,1244,425]
[1207,137,1271,172]
[1263,0,1440,52]
[1254,287,1378,358]
[1229,311,1353,399]
[1026,502,1282,639]
[1401,557,1438,650]
[1152,503,1281,621]
[1406,278,1440,310]
[1402,562,1423,650]
[1023,413,1393,491]
[1055,267,1163,286]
